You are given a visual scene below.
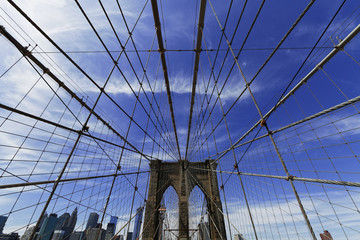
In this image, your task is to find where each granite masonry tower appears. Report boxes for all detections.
[142,160,226,240]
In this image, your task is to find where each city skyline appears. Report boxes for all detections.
[0,211,124,240]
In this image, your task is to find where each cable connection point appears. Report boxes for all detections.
[234,163,238,169]
[82,125,89,132]
[260,119,267,127]
[286,175,294,181]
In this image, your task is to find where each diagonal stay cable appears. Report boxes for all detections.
[208,0,318,238]
[200,28,259,238]
[115,0,179,156]
[216,4,355,163]
[192,0,319,161]
[192,0,317,159]
[2,35,155,160]
[1,27,158,240]
[14,36,152,207]
[188,0,261,159]
[189,0,247,151]
[0,103,156,160]
[94,22,161,240]
[0,171,149,190]
[4,0,173,160]
[74,0,177,160]
[0,26,152,161]
[95,0,178,158]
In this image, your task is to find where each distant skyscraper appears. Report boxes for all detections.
[104,217,117,240]
[20,226,36,240]
[38,214,58,240]
[104,223,116,240]
[51,230,65,240]
[63,208,77,240]
[125,232,132,240]
[55,213,70,231]
[85,213,99,230]
[69,231,83,240]
[109,217,118,226]
[107,223,115,235]
[37,213,49,232]
[36,212,48,232]
[86,228,105,240]
[198,222,210,240]
[0,216,8,234]
[131,208,143,240]
[0,232,19,240]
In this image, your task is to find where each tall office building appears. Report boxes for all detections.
[37,213,48,232]
[0,232,19,240]
[0,216,8,234]
[106,223,115,235]
[38,214,58,240]
[104,217,117,240]
[69,231,83,240]
[63,208,77,240]
[198,222,210,240]
[125,232,132,240]
[131,208,143,240]
[85,213,99,230]
[20,226,36,240]
[51,230,65,240]
[86,228,105,240]
[55,213,70,231]
[104,223,115,240]
[109,217,117,226]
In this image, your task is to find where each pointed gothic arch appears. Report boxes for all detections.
[161,186,179,240]
[188,185,208,240]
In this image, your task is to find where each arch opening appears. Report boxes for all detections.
[189,185,209,240]
[161,186,179,240]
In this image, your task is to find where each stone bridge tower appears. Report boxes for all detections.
[142,160,226,240]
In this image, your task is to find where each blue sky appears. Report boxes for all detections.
[1,0,360,239]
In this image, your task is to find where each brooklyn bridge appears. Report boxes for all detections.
[0,0,360,239]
